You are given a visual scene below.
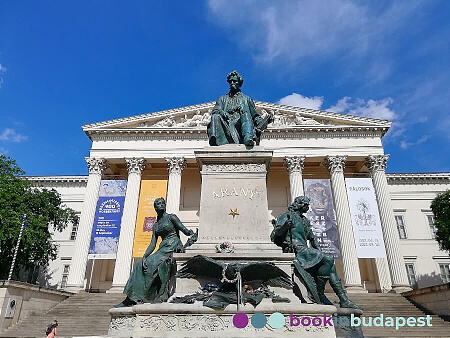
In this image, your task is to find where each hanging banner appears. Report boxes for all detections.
[345,178,386,258]
[132,180,168,257]
[88,180,127,259]
[304,179,341,259]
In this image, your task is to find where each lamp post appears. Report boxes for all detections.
[7,215,27,282]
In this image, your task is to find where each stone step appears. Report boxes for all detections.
[1,292,449,337]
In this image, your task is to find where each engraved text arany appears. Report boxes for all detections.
[212,187,261,200]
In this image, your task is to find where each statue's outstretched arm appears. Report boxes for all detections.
[171,214,194,236]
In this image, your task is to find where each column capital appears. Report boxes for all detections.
[85,157,107,175]
[324,155,347,173]
[284,156,305,173]
[125,157,146,174]
[165,157,186,175]
[365,154,389,173]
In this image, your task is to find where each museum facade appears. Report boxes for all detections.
[30,101,450,294]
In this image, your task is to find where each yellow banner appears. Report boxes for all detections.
[132,180,168,257]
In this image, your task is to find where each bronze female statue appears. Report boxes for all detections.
[115,197,194,307]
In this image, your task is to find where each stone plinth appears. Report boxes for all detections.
[109,302,338,337]
[193,145,273,253]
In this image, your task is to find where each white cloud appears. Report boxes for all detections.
[0,128,27,143]
[400,135,430,150]
[327,97,396,120]
[277,93,323,109]
[207,1,419,63]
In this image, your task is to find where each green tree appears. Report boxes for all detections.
[431,190,450,252]
[0,154,79,281]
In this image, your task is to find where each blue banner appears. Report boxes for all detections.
[88,180,127,259]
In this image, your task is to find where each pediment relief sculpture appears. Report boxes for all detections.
[136,108,333,129]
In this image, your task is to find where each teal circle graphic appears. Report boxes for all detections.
[251,312,267,329]
[268,312,285,329]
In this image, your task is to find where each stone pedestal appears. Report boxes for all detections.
[192,145,274,253]
[109,302,338,337]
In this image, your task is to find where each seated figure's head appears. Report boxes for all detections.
[227,70,244,91]
[291,196,310,213]
[154,197,166,213]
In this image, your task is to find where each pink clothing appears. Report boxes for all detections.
[47,327,57,338]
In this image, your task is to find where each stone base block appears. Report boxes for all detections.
[108,302,338,337]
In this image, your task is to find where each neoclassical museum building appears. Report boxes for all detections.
[30,100,450,295]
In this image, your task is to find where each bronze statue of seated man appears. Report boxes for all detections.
[207,70,272,147]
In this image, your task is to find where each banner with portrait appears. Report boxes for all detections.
[132,180,168,257]
[304,179,340,258]
[88,180,127,259]
[345,178,386,258]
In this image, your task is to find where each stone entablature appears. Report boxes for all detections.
[386,173,450,185]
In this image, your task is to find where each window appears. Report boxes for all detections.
[70,223,78,240]
[440,264,450,284]
[427,215,436,239]
[60,264,70,289]
[405,264,417,289]
[395,215,407,239]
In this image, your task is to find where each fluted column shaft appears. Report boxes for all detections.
[165,157,186,214]
[375,257,392,292]
[325,156,363,292]
[66,158,107,292]
[366,155,411,292]
[108,158,146,293]
[285,156,305,203]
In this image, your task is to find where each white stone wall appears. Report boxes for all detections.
[387,176,450,288]
[29,177,86,289]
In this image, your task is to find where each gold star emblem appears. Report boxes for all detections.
[229,208,239,218]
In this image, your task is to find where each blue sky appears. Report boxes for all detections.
[1,1,449,175]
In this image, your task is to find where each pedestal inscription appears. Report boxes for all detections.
[195,146,273,249]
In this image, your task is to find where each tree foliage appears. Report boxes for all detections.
[431,190,450,253]
[0,155,79,280]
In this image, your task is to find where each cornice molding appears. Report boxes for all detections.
[386,173,450,185]
[26,176,89,183]
[85,126,388,142]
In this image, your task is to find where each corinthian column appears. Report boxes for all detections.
[285,156,305,203]
[108,158,146,293]
[66,158,107,292]
[324,156,364,292]
[165,157,186,214]
[365,155,411,292]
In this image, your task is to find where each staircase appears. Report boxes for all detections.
[0,292,124,338]
[1,292,449,337]
[327,292,450,337]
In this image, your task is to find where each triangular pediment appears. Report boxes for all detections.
[82,101,391,135]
